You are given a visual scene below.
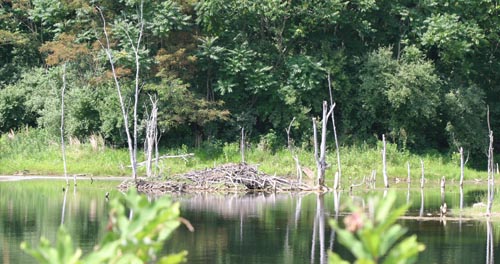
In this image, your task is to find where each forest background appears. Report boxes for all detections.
[0,0,498,172]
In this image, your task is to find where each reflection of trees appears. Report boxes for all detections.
[61,187,69,225]
[176,192,289,218]
[329,191,340,251]
[419,189,424,218]
[0,181,112,263]
[486,220,494,264]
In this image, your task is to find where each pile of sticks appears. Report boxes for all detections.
[120,163,317,194]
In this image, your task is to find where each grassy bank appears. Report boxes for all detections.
[0,129,486,188]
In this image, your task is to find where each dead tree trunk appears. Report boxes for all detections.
[96,2,144,181]
[440,176,446,216]
[406,162,411,203]
[145,95,158,177]
[240,127,245,163]
[286,117,295,150]
[60,63,69,186]
[487,106,495,217]
[382,134,389,188]
[460,147,465,187]
[313,101,334,189]
[327,74,342,190]
[407,161,411,186]
[460,186,464,212]
[420,159,425,189]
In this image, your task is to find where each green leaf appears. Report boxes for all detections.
[159,250,188,264]
[328,251,349,264]
[383,235,425,264]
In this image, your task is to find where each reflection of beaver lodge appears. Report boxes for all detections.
[119,163,316,194]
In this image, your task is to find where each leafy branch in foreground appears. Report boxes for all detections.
[329,192,425,264]
[21,189,188,264]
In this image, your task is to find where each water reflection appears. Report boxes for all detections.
[0,180,498,264]
[0,180,117,264]
[61,187,68,225]
[310,194,326,264]
[486,220,494,264]
[329,190,340,251]
[420,189,425,217]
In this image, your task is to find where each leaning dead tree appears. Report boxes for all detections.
[327,73,342,190]
[313,101,334,189]
[487,106,495,217]
[96,1,145,181]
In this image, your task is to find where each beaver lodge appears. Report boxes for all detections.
[118,163,318,194]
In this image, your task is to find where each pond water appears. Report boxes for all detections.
[0,179,497,263]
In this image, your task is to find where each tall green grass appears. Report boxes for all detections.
[0,129,486,187]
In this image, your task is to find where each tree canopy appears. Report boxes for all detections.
[0,0,498,161]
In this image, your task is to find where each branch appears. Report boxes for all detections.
[130,153,195,168]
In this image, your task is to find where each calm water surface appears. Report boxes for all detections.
[0,179,498,263]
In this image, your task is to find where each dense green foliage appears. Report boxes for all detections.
[329,192,425,263]
[1,0,498,166]
[21,189,187,264]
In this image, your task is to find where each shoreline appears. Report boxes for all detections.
[0,175,127,182]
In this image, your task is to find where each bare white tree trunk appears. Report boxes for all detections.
[460,147,465,187]
[145,96,158,177]
[96,2,144,181]
[312,101,334,189]
[128,1,145,181]
[406,161,411,203]
[286,117,295,150]
[487,106,495,216]
[460,185,464,211]
[313,117,320,185]
[327,74,341,190]
[440,176,446,216]
[420,159,425,189]
[407,161,411,186]
[382,134,389,188]
[60,63,69,186]
[370,170,376,189]
[240,127,245,163]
